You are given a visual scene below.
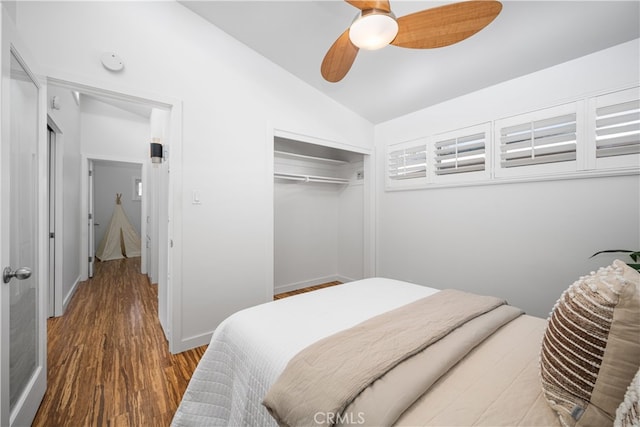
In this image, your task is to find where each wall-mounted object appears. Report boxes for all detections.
[150,140,163,164]
[51,95,61,110]
[132,176,142,201]
[101,52,124,72]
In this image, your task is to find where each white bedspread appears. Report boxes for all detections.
[171,278,438,426]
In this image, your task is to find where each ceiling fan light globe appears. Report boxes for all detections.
[349,12,398,50]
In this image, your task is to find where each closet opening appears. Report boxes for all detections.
[273,135,371,296]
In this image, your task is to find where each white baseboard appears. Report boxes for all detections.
[274,274,356,295]
[62,275,81,313]
[336,275,357,284]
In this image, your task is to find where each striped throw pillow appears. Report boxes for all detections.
[615,368,639,427]
[540,260,640,426]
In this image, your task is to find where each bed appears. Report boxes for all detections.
[172,261,640,427]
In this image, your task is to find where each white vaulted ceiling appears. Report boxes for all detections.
[179,1,640,124]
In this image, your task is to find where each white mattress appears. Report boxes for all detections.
[171,277,439,426]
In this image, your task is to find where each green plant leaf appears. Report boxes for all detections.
[590,249,633,258]
[627,263,640,272]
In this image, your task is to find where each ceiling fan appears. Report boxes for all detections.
[321,0,502,82]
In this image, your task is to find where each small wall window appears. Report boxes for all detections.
[494,101,582,178]
[385,139,428,190]
[589,87,640,171]
[431,122,491,184]
[133,177,142,201]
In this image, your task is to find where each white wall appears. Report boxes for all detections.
[274,180,365,292]
[274,182,339,291]
[80,95,149,161]
[337,182,364,281]
[15,1,373,351]
[46,86,81,309]
[93,161,142,253]
[375,39,640,318]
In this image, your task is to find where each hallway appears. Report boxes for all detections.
[32,258,206,426]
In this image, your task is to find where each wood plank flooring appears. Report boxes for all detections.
[32,258,206,426]
[273,281,342,299]
[32,258,341,426]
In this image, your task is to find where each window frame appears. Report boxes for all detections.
[493,101,584,179]
[587,87,640,172]
[385,138,428,190]
[384,85,639,192]
[430,122,492,185]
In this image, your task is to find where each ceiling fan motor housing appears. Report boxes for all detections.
[349,9,399,50]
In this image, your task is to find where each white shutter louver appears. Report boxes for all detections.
[500,113,577,168]
[434,132,486,175]
[388,144,427,180]
[595,99,640,158]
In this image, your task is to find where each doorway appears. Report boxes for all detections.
[45,78,178,348]
[90,160,144,270]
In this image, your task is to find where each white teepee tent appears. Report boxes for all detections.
[96,193,142,261]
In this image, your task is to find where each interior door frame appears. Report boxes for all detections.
[0,9,49,426]
[47,126,56,315]
[86,156,144,275]
[88,159,95,278]
[47,117,63,317]
[45,76,183,352]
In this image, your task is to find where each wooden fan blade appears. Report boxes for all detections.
[321,30,359,82]
[345,0,391,13]
[391,1,502,49]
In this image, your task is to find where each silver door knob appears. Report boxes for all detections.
[3,267,32,284]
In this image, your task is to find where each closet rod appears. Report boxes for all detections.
[274,150,348,165]
[274,172,349,185]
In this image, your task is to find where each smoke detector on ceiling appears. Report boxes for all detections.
[101,52,124,72]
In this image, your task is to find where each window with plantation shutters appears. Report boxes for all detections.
[384,88,638,192]
[500,113,577,168]
[595,98,640,159]
[386,140,428,189]
[430,123,491,184]
[494,102,581,178]
[388,144,427,180]
[435,132,486,175]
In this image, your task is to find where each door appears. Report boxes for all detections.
[0,14,47,427]
[88,160,95,277]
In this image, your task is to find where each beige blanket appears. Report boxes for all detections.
[262,289,522,427]
[395,315,561,426]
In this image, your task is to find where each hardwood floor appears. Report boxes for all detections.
[273,281,342,299]
[32,258,206,426]
[33,259,341,426]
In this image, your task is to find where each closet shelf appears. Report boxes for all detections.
[274,172,349,185]
[274,150,348,165]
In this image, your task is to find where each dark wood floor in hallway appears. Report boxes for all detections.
[32,258,206,426]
